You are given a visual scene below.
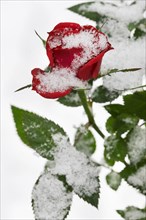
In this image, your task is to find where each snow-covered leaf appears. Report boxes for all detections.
[48,133,100,208]
[128,18,146,40]
[106,171,122,191]
[32,172,73,220]
[104,135,127,166]
[74,125,96,156]
[120,161,146,195]
[68,2,106,24]
[123,91,146,120]
[78,176,100,208]
[127,126,146,165]
[58,90,81,107]
[11,106,68,160]
[92,85,119,103]
[103,70,143,92]
[117,206,146,220]
[106,114,138,135]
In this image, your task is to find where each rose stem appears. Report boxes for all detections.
[78,89,105,139]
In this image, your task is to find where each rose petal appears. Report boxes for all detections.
[31,68,72,99]
[53,47,83,68]
[46,23,81,67]
[77,44,113,80]
[53,22,81,30]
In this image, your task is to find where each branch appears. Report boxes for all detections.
[78,89,105,139]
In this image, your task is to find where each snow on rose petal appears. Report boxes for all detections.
[31,68,86,99]
[32,22,112,99]
[46,22,113,80]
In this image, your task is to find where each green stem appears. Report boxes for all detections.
[78,89,105,139]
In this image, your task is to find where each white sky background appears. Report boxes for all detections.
[1,0,145,219]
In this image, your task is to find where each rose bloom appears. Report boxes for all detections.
[32,22,113,98]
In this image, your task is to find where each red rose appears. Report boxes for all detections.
[46,22,112,80]
[32,22,112,99]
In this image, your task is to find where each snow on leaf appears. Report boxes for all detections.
[104,135,127,166]
[103,71,144,92]
[32,172,73,220]
[47,133,100,208]
[74,125,96,157]
[68,2,106,23]
[117,206,146,220]
[106,171,122,191]
[92,85,119,103]
[127,126,146,165]
[127,165,146,195]
[11,106,69,160]
[120,161,146,195]
[58,90,82,107]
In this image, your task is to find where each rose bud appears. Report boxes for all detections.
[32,22,112,99]
[46,22,113,80]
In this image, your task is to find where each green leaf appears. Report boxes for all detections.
[35,30,46,47]
[74,125,96,156]
[133,28,146,40]
[77,176,100,208]
[68,2,106,23]
[58,90,82,107]
[32,172,73,220]
[106,171,122,190]
[123,91,146,120]
[117,206,146,220]
[120,160,146,195]
[15,84,32,92]
[104,104,126,117]
[104,135,127,166]
[92,85,119,103]
[128,18,146,39]
[126,126,146,165]
[106,114,139,135]
[11,106,68,160]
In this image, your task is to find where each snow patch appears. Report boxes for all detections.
[63,31,108,71]
[124,207,146,220]
[127,127,146,165]
[103,70,144,91]
[79,1,145,24]
[49,133,100,197]
[127,165,146,194]
[32,172,72,220]
[36,68,87,93]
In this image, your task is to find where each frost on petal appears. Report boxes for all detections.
[32,172,72,220]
